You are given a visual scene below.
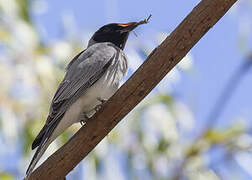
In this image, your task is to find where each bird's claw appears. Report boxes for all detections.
[80,120,85,126]
[94,104,102,112]
[80,113,89,126]
[94,98,107,112]
[97,97,107,104]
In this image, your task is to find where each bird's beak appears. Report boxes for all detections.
[118,15,152,33]
[118,22,140,32]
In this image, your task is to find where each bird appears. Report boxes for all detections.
[26,15,151,177]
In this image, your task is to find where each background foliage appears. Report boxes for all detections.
[0,0,252,179]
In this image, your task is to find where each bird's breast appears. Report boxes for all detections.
[74,52,128,121]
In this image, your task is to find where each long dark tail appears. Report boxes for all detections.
[26,138,51,176]
[26,121,59,177]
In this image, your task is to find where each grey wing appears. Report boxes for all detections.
[31,43,118,149]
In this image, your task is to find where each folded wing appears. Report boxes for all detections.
[27,43,119,175]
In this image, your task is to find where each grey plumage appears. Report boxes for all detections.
[26,42,128,176]
[25,17,150,177]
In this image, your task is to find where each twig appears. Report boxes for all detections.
[136,14,152,25]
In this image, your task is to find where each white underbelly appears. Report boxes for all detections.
[50,49,128,142]
[50,72,119,141]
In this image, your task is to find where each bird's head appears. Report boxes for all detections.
[89,15,151,50]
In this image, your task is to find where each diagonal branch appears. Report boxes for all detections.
[28,0,238,179]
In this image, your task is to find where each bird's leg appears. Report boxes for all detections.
[80,112,89,126]
[97,97,107,104]
[80,120,85,126]
[94,97,107,112]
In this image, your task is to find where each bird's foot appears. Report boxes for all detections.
[80,112,89,126]
[97,97,107,104]
[95,98,107,112]
[80,120,85,126]
[94,104,102,112]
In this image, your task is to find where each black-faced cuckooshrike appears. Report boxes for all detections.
[26,17,150,176]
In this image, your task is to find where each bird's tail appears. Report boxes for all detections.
[26,120,60,178]
[26,138,52,177]
[25,114,65,178]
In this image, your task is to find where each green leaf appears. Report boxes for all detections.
[203,125,244,144]
[15,0,30,23]
[157,137,170,153]
[0,173,14,180]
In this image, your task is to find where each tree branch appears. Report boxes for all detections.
[28,0,238,179]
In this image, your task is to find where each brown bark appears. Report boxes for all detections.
[28,0,238,179]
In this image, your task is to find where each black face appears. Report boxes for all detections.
[92,23,135,49]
